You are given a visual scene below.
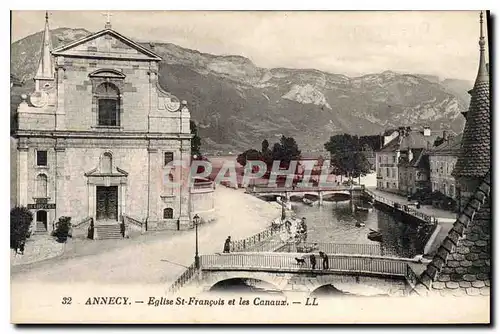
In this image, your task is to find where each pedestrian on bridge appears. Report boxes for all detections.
[223,236,231,253]
[319,251,329,270]
[309,254,316,270]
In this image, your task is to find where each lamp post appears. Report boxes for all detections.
[193,214,201,269]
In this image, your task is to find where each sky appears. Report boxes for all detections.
[11,10,489,81]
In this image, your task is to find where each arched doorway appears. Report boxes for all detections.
[36,210,48,232]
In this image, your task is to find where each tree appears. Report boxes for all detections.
[10,206,33,253]
[260,139,273,171]
[236,149,262,167]
[190,120,202,157]
[52,216,71,243]
[272,135,301,168]
[324,134,371,180]
[261,139,270,154]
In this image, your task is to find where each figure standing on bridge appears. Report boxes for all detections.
[319,251,329,270]
[309,253,316,270]
[223,236,231,253]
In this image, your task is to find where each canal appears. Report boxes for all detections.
[290,199,429,258]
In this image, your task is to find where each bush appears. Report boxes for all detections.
[52,216,72,243]
[11,206,33,253]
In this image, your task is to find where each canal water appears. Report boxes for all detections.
[291,199,427,258]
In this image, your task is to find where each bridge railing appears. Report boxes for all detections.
[275,242,382,256]
[168,262,198,294]
[248,185,364,193]
[404,264,421,289]
[200,253,408,277]
[231,224,286,252]
[365,189,438,225]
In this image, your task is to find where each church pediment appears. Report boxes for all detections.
[85,166,129,177]
[52,29,162,61]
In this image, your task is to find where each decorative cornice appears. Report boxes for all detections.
[13,130,193,140]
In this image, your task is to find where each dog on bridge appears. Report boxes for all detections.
[294,257,306,265]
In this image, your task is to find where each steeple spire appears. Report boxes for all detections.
[475,11,489,84]
[452,11,491,180]
[34,11,54,84]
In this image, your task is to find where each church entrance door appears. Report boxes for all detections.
[96,186,118,221]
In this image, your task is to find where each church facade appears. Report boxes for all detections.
[14,15,192,235]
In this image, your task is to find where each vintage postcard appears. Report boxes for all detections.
[10,10,491,324]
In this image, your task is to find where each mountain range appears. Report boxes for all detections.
[11,27,472,154]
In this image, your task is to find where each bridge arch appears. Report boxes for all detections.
[322,192,351,201]
[310,284,348,297]
[209,277,284,295]
[203,271,286,294]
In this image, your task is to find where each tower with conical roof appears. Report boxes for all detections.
[34,11,54,91]
[413,11,491,297]
[452,11,490,199]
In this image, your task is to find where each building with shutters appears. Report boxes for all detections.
[12,13,192,237]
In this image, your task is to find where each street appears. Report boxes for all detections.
[11,186,280,285]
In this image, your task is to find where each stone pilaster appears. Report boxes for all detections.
[147,147,159,224]
[178,145,191,229]
[17,138,29,206]
[54,140,66,229]
[88,183,95,221]
[55,60,66,130]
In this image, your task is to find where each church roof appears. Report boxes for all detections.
[52,28,163,61]
[453,12,491,179]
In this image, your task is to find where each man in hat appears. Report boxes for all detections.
[223,236,231,253]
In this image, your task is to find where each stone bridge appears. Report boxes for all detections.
[247,185,364,204]
[169,253,423,298]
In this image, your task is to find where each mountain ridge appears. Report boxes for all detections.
[11,28,470,153]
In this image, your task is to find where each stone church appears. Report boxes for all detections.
[13,14,193,236]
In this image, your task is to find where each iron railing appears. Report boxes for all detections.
[249,185,365,193]
[168,262,198,294]
[276,242,382,256]
[231,224,286,252]
[123,215,146,230]
[200,253,409,276]
[365,189,438,225]
[71,216,92,228]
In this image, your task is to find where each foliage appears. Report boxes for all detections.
[324,134,372,178]
[52,216,72,243]
[236,149,262,167]
[10,206,33,253]
[261,139,273,169]
[237,136,301,172]
[271,135,301,169]
[359,135,383,151]
[190,120,202,158]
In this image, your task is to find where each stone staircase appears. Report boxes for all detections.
[95,224,123,240]
[33,222,48,234]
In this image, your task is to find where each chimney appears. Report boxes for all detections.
[423,126,431,137]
